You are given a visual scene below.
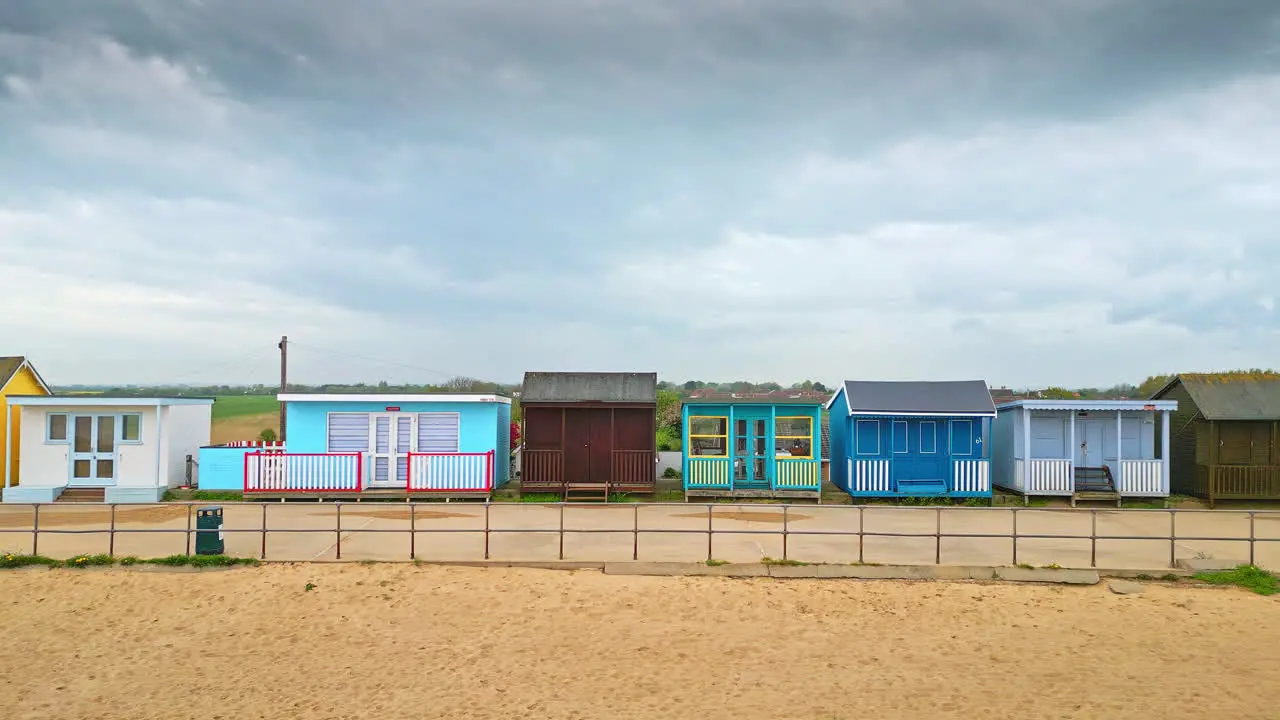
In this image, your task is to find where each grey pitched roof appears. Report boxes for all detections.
[1154,374,1280,420]
[837,380,996,416]
[521,372,657,404]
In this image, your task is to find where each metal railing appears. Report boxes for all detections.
[0,503,1275,569]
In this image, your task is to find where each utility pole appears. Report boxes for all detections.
[278,335,288,442]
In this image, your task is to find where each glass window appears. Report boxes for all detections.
[47,413,68,442]
[689,416,728,457]
[775,416,813,458]
[121,414,142,442]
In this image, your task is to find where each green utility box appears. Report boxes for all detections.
[195,506,225,555]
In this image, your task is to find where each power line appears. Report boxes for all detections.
[286,341,463,381]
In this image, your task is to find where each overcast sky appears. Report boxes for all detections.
[2,1,1279,388]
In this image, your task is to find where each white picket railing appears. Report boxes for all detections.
[407,452,494,492]
[244,453,362,492]
[1026,458,1073,494]
[952,460,990,493]
[851,459,892,493]
[1119,459,1166,496]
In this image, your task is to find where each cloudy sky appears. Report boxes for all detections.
[2,1,1279,389]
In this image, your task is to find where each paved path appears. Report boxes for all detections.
[0,502,1275,570]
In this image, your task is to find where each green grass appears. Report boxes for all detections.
[0,553,257,569]
[705,559,730,567]
[761,557,809,566]
[212,395,279,420]
[1193,565,1280,595]
[163,489,245,502]
[510,493,562,503]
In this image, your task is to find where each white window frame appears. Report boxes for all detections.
[855,419,881,456]
[920,420,937,454]
[119,413,143,444]
[45,413,69,444]
[892,420,909,454]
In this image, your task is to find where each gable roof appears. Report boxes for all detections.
[832,380,996,417]
[0,356,51,394]
[1153,373,1280,420]
[521,372,657,404]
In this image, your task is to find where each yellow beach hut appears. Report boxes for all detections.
[0,357,52,487]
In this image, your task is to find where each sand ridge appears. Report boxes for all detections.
[0,565,1277,719]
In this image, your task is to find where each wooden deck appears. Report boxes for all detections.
[243,489,491,502]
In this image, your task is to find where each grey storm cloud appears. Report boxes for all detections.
[1,0,1279,386]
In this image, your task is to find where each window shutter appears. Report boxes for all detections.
[327,413,371,452]
[417,413,460,452]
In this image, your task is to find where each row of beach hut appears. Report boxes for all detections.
[3,362,1279,506]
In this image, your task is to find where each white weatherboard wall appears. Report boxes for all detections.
[4,401,214,503]
[160,404,213,488]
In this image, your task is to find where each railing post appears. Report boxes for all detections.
[858,506,864,564]
[633,504,639,561]
[707,504,713,562]
[484,502,491,560]
[1011,507,1018,567]
[1090,509,1097,568]
[31,504,39,556]
[558,503,565,561]
[1169,510,1176,569]
[260,503,268,560]
[335,503,343,560]
[185,504,193,556]
[410,503,416,561]
[783,505,790,561]
[109,504,117,558]
[1249,511,1256,567]
[934,507,941,565]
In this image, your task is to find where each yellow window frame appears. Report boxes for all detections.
[688,415,729,457]
[775,415,814,459]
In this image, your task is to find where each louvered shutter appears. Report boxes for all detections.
[327,413,371,452]
[417,413,460,452]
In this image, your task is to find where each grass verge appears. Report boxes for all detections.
[1193,565,1279,595]
[163,490,245,502]
[1,553,258,569]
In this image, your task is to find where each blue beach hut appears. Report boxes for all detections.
[682,397,823,499]
[201,393,511,498]
[827,380,996,499]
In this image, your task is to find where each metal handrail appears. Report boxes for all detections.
[0,502,1275,568]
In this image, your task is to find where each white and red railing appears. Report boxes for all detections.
[407,451,495,492]
[244,452,363,493]
[225,440,286,450]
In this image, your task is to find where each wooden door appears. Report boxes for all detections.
[564,410,592,483]
[587,409,612,483]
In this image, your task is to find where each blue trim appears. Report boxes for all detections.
[2,486,63,503]
[892,420,908,454]
[855,419,880,456]
[105,487,165,503]
[10,397,213,407]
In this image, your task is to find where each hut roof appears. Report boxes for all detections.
[832,380,996,417]
[521,372,657,404]
[1154,373,1280,420]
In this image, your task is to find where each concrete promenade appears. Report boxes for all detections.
[0,502,1276,570]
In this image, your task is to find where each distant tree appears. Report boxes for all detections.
[812,381,829,394]
[1038,387,1078,400]
[759,381,782,391]
[682,380,700,391]
[657,389,681,431]
[1137,375,1172,397]
[258,428,278,442]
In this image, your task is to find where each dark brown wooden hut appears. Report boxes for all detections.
[519,372,656,498]
[1153,373,1280,506]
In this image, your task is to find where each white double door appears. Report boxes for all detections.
[369,413,414,488]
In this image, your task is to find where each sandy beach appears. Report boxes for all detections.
[0,565,1276,719]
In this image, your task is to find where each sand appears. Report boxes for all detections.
[0,566,1277,720]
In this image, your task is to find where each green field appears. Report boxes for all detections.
[211,395,280,420]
